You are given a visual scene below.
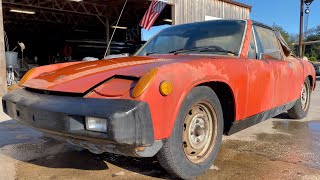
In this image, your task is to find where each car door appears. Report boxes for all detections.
[277,32,304,102]
[254,25,294,108]
[245,28,274,117]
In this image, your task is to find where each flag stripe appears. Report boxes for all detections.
[146,14,160,30]
[140,0,166,30]
[140,0,157,28]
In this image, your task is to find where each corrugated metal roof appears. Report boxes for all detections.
[219,0,252,11]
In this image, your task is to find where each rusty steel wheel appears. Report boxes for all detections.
[300,81,310,112]
[157,86,223,179]
[182,101,217,164]
[288,78,311,119]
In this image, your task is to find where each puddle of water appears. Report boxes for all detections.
[309,122,320,133]
[0,120,43,147]
[272,120,320,134]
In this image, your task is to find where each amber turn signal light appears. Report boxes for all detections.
[19,68,36,85]
[132,68,158,98]
[159,80,173,96]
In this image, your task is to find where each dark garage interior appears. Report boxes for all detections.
[2,0,173,69]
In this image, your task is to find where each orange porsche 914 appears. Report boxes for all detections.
[2,20,316,179]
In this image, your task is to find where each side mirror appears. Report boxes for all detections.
[259,49,282,60]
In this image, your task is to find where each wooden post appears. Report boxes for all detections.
[0,0,7,95]
[137,24,141,42]
[299,0,304,58]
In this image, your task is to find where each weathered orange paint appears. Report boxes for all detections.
[21,20,316,140]
[22,57,171,93]
[240,20,251,58]
[91,78,135,97]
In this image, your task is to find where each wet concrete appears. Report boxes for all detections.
[1,78,320,180]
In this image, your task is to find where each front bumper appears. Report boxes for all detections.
[2,88,162,157]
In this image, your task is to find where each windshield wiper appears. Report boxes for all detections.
[168,48,202,55]
[169,46,238,56]
[145,52,158,56]
[199,47,238,56]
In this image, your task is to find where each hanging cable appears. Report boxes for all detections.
[104,0,128,58]
[304,7,310,39]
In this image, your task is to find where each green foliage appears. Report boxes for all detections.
[272,24,320,59]
[272,24,295,50]
[304,25,320,61]
[309,56,317,62]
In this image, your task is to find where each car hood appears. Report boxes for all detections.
[22,55,205,93]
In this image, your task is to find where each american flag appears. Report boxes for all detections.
[140,0,167,30]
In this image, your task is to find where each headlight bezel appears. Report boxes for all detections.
[19,68,36,85]
[132,68,158,98]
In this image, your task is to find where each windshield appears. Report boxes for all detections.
[135,20,246,56]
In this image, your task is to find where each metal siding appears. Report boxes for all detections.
[168,0,250,25]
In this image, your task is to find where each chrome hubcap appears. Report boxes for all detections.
[189,115,207,149]
[182,102,217,164]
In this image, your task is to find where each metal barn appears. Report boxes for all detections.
[168,0,251,24]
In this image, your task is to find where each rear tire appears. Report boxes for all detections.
[156,86,223,179]
[288,78,311,119]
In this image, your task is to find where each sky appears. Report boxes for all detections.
[142,0,320,41]
[239,0,320,34]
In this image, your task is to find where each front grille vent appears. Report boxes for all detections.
[25,88,84,97]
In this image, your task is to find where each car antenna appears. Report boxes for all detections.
[103,0,128,59]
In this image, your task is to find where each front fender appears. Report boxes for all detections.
[135,58,247,140]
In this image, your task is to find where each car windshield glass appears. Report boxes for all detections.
[135,20,246,56]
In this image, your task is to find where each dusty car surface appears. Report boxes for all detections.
[2,20,316,179]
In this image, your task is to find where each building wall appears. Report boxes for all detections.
[168,0,250,25]
[0,0,7,95]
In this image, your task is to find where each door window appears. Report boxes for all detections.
[254,26,282,60]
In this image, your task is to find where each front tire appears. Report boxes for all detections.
[156,86,223,179]
[288,78,311,119]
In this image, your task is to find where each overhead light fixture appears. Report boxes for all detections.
[74,29,89,32]
[111,26,128,30]
[10,9,35,15]
[163,19,172,23]
[69,0,83,2]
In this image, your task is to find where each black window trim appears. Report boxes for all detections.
[247,27,259,59]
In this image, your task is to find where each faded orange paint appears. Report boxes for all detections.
[20,20,316,140]
[91,78,135,97]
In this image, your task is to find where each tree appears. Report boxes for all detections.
[304,25,320,60]
[272,24,295,50]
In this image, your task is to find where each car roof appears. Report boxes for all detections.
[251,20,273,30]
[172,19,274,31]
